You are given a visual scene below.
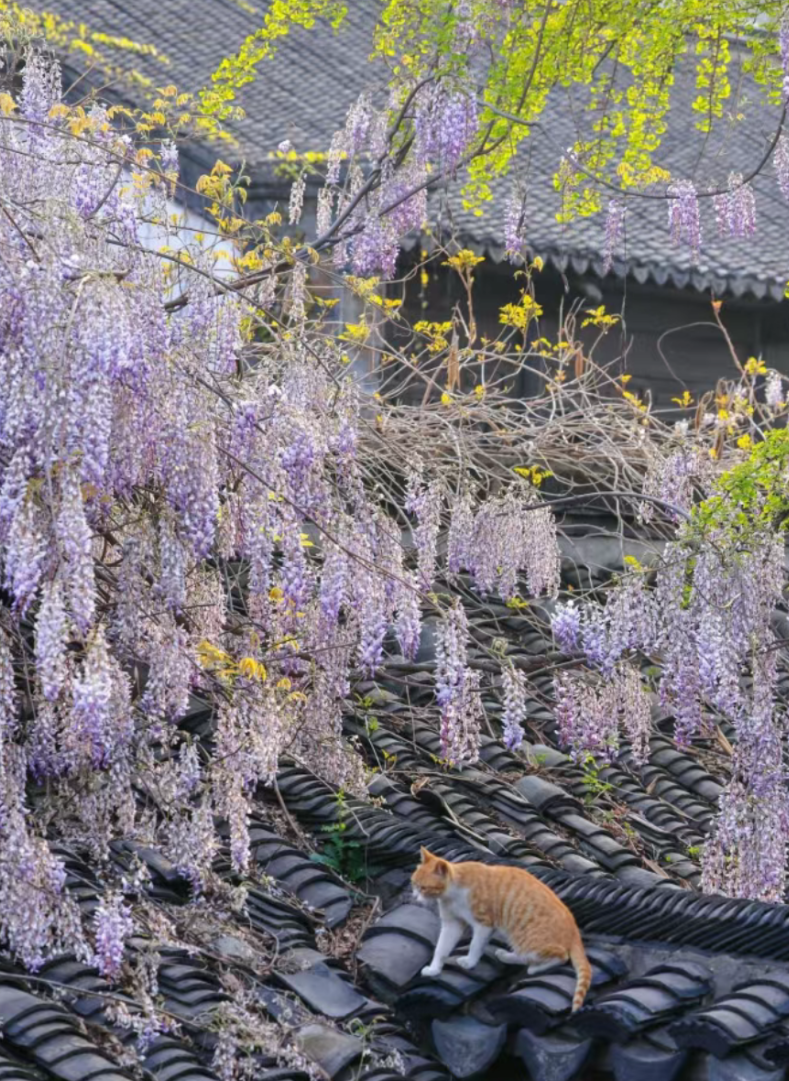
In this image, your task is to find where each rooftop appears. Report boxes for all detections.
[1,519,787,1081]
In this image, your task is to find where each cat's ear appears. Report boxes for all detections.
[433,857,450,877]
[420,846,432,862]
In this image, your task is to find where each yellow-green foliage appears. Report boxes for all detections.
[695,429,789,539]
[374,0,785,218]
[201,0,347,121]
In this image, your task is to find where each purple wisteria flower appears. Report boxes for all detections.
[504,187,527,262]
[288,172,307,225]
[35,579,69,703]
[551,600,581,653]
[93,893,133,979]
[774,134,789,201]
[603,199,625,272]
[435,602,480,765]
[667,180,702,255]
[766,370,784,410]
[0,629,16,739]
[415,85,477,172]
[344,92,372,154]
[713,173,756,238]
[448,492,474,575]
[406,471,442,588]
[469,491,559,601]
[501,665,527,750]
[72,631,115,769]
[395,573,422,661]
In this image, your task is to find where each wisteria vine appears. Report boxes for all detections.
[0,56,562,973]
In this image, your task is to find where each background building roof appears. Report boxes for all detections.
[39,0,789,299]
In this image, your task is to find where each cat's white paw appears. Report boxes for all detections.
[421,964,442,978]
[455,955,476,970]
[495,948,521,965]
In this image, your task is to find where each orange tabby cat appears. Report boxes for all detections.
[412,848,592,1012]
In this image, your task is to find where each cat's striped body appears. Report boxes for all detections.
[412,848,592,1011]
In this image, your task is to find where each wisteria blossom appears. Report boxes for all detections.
[602,199,625,272]
[640,445,709,523]
[551,600,581,654]
[713,173,756,238]
[702,646,789,904]
[415,85,478,172]
[667,180,702,256]
[3,32,787,996]
[774,134,789,201]
[558,462,789,899]
[504,186,527,262]
[435,603,482,765]
[766,370,784,410]
[554,662,651,766]
[93,893,134,979]
[501,666,527,750]
[406,471,442,587]
[0,56,569,970]
[451,490,559,601]
[0,54,577,978]
[288,171,307,225]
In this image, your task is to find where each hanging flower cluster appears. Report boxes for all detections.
[640,444,711,523]
[602,199,625,273]
[414,85,478,173]
[504,186,527,262]
[435,602,483,765]
[554,427,789,902]
[667,180,702,255]
[500,665,527,750]
[448,489,560,601]
[554,664,652,765]
[702,645,789,904]
[552,573,657,678]
[712,173,756,239]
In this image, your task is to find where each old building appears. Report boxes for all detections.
[38,0,789,409]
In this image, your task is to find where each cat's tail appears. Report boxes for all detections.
[570,939,592,1012]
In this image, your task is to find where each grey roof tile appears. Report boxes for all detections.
[610,1040,688,1081]
[669,977,789,1057]
[573,960,712,1042]
[293,1023,362,1079]
[512,1028,594,1081]
[430,1016,506,1079]
[274,962,368,1021]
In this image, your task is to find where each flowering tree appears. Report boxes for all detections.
[1,3,789,1006]
[0,51,563,973]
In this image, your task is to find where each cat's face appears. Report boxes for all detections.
[411,847,451,901]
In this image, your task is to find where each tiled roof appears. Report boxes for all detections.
[37,0,789,300]
[38,0,386,181]
[4,519,789,1081]
[420,59,789,301]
